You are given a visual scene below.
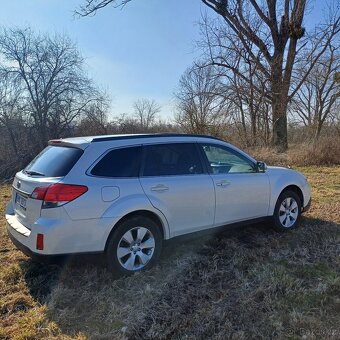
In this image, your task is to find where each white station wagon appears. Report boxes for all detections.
[6,134,311,275]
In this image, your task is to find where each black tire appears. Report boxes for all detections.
[273,190,302,231]
[105,215,163,276]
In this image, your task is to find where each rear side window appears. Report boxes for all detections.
[142,143,203,176]
[91,146,142,177]
[24,146,83,177]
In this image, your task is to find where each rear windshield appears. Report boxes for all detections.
[24,146,83,177]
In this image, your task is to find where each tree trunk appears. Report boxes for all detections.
[271,61,288,152]
[265,107,270,146]
[313,120,323,141]
[36,122,48,150]
[6,123,19,159]
[271,90,288,152]
[250,110,257,145]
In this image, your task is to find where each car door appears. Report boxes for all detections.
[198,143,270,226]
[139,142,215,237]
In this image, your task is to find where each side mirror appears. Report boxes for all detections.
[256,161,267,173]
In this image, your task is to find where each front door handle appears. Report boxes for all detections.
[151,184,169,192]
[216,180,230,187]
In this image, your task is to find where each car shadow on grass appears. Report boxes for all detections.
[18,221,267,301]
[18,215,336,338]
[18,216,313,304]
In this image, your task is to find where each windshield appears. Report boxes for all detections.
[24,146,83,177]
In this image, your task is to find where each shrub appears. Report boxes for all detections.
[246,136,340,166]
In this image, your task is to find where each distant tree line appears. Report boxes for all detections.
[1,0,340,179]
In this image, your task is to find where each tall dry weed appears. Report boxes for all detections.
[246,135,340,166]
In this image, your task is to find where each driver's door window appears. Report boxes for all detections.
[202,144,255,174]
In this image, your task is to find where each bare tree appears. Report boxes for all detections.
[77,94,111,135]
[291,43,340,140]
[77,0,339,152]
[199,1,340,151]
[175,64,231,137]
[223,48,271,146]
[133,98,161,129]
[0,27,104,149]
[0,72,23,159]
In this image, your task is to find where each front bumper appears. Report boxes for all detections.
[303,197,312,213]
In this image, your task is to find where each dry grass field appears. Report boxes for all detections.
[0,166,339,339]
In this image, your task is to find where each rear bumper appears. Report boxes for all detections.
[7,230,53,263]
[6,215,59,262]
[5,198,118,255]
[6,213,110,257]
[7,231,103,263]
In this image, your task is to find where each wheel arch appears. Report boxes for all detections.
[104,209,167,252]
[269,183,304,216]
[279,185,304,207]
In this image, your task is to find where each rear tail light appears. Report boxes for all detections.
[31,186,49,200]
[31,184,88,208]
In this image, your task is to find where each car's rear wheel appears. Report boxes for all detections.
[106,216,162,276]
[273,190,302,231]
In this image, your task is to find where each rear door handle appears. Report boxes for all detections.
[216,180,230,187]
[150,184,169,192]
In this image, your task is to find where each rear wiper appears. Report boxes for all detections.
[24,170,45,176]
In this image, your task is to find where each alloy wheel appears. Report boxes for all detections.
[278,197,299,228]
[116,227,155,271]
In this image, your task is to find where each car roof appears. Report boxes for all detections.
[48,133,223,149]
[48,133,257,163]
[91,133,223,142]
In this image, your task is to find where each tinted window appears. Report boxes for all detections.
[91,146,141,177]
[143,143,203,176]
[24,146,83,177]
[201,144,255,174]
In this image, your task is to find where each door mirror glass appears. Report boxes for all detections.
[256,161,267,173]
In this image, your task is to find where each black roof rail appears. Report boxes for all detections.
[92,133,224,143]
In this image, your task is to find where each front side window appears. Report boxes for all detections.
[142,143,203,177]
[200,144,255,174]
[91,146,142,177]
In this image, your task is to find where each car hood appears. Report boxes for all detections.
[266,165,307,182]
[267,165,290,172]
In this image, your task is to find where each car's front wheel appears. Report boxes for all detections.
[106,215,162,276]
[273,190,302,231]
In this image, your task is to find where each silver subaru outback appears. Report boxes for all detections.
[6,133,311,275]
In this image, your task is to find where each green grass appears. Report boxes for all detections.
[0,166,339,339]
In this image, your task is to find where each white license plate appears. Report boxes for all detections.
[15,193,27,210]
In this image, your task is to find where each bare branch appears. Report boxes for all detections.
[76,0,131,16]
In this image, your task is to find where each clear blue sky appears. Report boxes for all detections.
[0,0,326,120]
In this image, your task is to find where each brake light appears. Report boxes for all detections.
[31,184,88,208]
[44,184,88,202]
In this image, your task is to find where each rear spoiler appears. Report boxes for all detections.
[48,139,90,150]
